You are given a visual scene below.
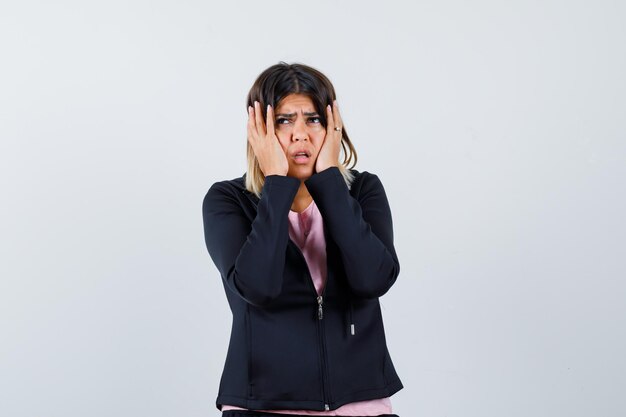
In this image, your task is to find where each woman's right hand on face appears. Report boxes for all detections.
[248,101,289,177]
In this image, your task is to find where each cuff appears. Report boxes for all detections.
[263,174,302,190]
[304,166,344,190]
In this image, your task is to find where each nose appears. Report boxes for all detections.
[291,117,308,142]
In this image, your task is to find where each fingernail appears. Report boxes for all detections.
[327,104,331,111]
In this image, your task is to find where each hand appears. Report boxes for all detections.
[315,100,342,174]
[248,101,289,177]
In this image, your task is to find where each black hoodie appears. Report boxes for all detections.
[202,166,403,412]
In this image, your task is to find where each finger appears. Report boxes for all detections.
[247,105,254,134]
[247,105,256,138]
[333,100,342,133]
[326,104,334,134]
[254,101,266,136]
[266,104,275,137]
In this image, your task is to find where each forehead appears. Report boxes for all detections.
[276,94,316,112]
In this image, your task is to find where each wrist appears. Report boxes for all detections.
[316,165,338,173]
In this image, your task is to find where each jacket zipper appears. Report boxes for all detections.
[317,295,324,320]
[288,238,331,411]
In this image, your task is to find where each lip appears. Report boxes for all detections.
[291,149,311,158]
[291,149,312,165]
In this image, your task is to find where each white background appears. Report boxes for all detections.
[1,1,625,416]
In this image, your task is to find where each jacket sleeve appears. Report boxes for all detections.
[202,174,301,307]
[304,166,400,298]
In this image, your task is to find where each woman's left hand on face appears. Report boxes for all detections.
[315,100,342,174]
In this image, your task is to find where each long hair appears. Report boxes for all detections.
[244,62,358,197]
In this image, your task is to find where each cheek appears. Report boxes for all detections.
[311,133,326,151]
[276,134,291,151]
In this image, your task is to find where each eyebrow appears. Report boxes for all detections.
[275,112,319,118]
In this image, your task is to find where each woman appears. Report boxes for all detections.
[202,62,403,417]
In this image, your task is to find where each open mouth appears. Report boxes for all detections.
[292,150,311,163]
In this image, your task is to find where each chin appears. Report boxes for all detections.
[289,166,314,179]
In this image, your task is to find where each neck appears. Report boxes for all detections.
[291,182,313,213]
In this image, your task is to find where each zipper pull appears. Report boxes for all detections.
[317,295,323,320]
[324,403,330,411]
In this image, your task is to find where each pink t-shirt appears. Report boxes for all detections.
[222,199,392,416]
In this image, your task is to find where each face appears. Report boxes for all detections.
[274,93,326,179]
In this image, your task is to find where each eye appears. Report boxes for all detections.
[276,118,291,125]
[308,117,321,124]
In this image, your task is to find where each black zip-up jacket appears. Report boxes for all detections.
[201,166,403,412]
